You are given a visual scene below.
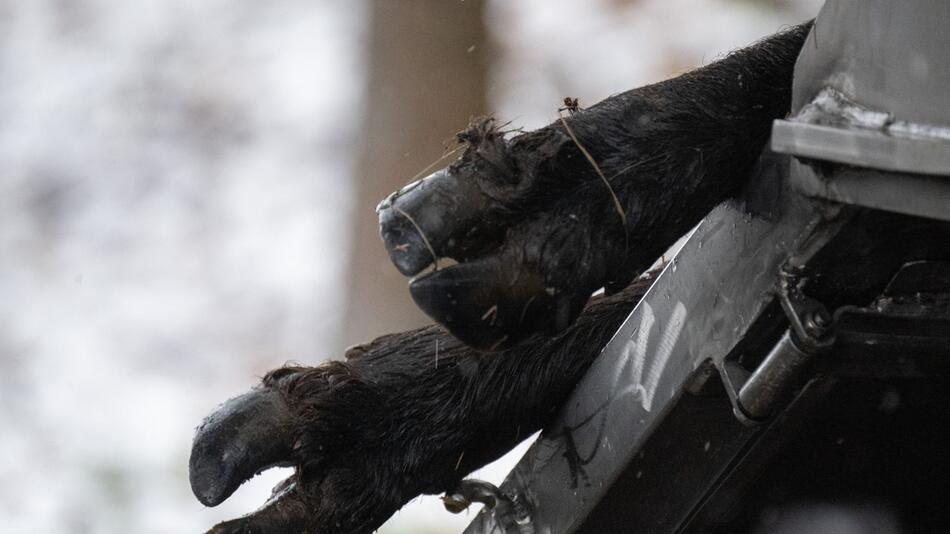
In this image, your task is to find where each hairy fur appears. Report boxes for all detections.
[194,22,815,534]
[451,22,810,289]
[379,23,812,350]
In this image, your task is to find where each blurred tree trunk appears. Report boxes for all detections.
[339,0,488,349]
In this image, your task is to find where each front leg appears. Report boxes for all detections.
[191,22,815,533]
[190,276,654,533]
[378,22,812,350]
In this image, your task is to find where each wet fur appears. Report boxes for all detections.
[198,23,814,533]
[261,276,656,531]
[391,23,812,350]
[451,22,810,293]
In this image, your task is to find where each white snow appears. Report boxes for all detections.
[0,1,365,532]
[0,1,821,532]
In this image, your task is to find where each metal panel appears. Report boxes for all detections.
[772,120,950,177]
[464,156,840,534]
[792,0,950,126]
[776,0,950,177]
[783,158,950,222]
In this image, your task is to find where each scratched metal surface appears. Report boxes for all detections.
[783,154,950,223]
[465,162,833,534]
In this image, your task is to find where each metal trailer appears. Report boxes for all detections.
[463,2,950,532]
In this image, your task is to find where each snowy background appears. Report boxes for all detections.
[0,1,819,532]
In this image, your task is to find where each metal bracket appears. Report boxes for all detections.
[777,264,836,353]
[445,479,534,534]
[732,265,835,422]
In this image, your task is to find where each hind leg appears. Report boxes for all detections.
[191,279,652,534]
[190,23,814,534]
[378,23,811,350]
